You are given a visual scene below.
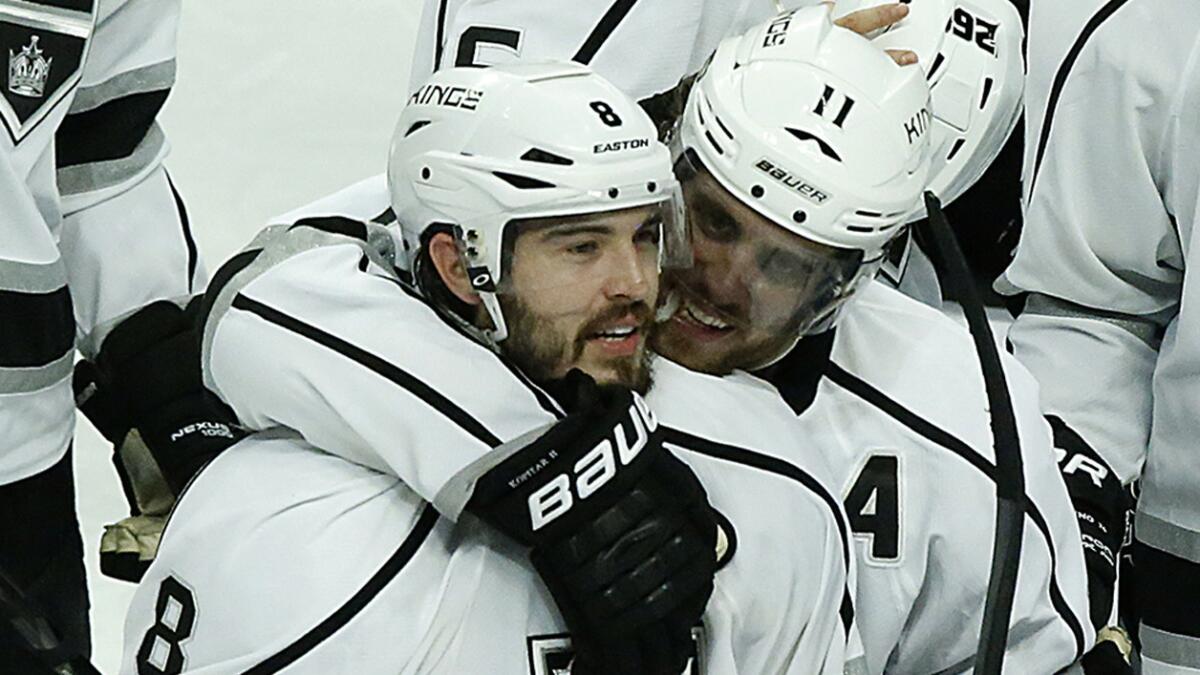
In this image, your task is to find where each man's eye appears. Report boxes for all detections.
[635,221,661,245]
[567,241,599,255]
[697,216,739,242]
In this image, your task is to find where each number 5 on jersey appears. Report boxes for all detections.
[844,453,902,565]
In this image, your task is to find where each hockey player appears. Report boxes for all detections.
[0,0,238,668]
[648,7,1097,673]
[995,0,1200,671]
[121,62,859,674]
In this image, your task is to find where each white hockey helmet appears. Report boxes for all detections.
[674,5,932,336]
[388,61,684,342]
[834,0,1025,221]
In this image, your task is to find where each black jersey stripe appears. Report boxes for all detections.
[662,426,856,633]
[165,172,198,292]
[1026,0,1131,200]
[241,503,440,674]
[370,207,396,225]
[0,285,74,368]
[56,89,170,167]
[1134,543,1200,639]
[230,293,503,447]
[434,0,450,69]
[826,363,1087,661]
[572,0,638,65]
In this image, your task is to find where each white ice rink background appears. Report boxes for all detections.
[79,1,422,670]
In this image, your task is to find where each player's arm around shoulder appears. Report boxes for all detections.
[200,211,557,511]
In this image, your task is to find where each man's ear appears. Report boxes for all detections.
[427,232,481,306]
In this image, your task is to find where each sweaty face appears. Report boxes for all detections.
[652,158,865,375]
[498,205,662,392]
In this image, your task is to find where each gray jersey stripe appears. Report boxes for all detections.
[1024,292,1164,348]
[1136,511,1200,564]
[0,351,72,395]
[1141,626,1200,670]
[68,60,176,115]
[0,0,93,37]
[200,223,397,394]
[0,258,66,294]
[57,123,165,197]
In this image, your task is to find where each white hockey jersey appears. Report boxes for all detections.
[760,282,1094,673]
[120,177,861,673]
[408,0,812,102]
[187,175,1091,673]
[0,0,200,482]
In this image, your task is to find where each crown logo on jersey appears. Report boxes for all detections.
[8,36,53,99]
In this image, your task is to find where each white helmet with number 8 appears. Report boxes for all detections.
[388,61,685,342]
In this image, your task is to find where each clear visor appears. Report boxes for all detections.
[462,186,688,301]
[671,148,877,336]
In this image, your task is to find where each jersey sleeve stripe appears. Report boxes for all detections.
[56,123,166,198]
[241,503,440,674]
[661,426,857,633]
[1026,0,1132,200]
[0,285,74,369]
[572,0,639,65]
[67,60,176,114]
[55,88,170,168]
[229,292,503,448]
[826,363,1087,661]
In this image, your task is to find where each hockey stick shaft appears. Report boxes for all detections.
[920,192,1026,674]
[0,562,101,675]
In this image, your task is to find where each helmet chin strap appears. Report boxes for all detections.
[479,291,509,345]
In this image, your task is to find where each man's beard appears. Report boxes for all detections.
[498,295,655,394]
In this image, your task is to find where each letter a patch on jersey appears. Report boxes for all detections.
[0,0,96,143]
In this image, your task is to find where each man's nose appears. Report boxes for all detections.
[602,245,653,302]
[690,241,753,309]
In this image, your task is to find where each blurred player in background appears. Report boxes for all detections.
[0,0,241,669]
[996,0,1200,671]
[121,62,858,674]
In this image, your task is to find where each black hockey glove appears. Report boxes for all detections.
[465,371,720,675]
[1047,415,1134,630]
[1081,626,1135,675]
[75,299,245,581]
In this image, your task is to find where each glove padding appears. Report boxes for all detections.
[1048,415,1134,630]
[466,371,720,675]
[1081,626,1135,675]
[75,299,245,581]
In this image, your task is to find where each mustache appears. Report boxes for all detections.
[666,277,746,327]
[573,301,656,356]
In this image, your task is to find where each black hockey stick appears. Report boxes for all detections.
[920,192,1025,673]
[0,563,101,675]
